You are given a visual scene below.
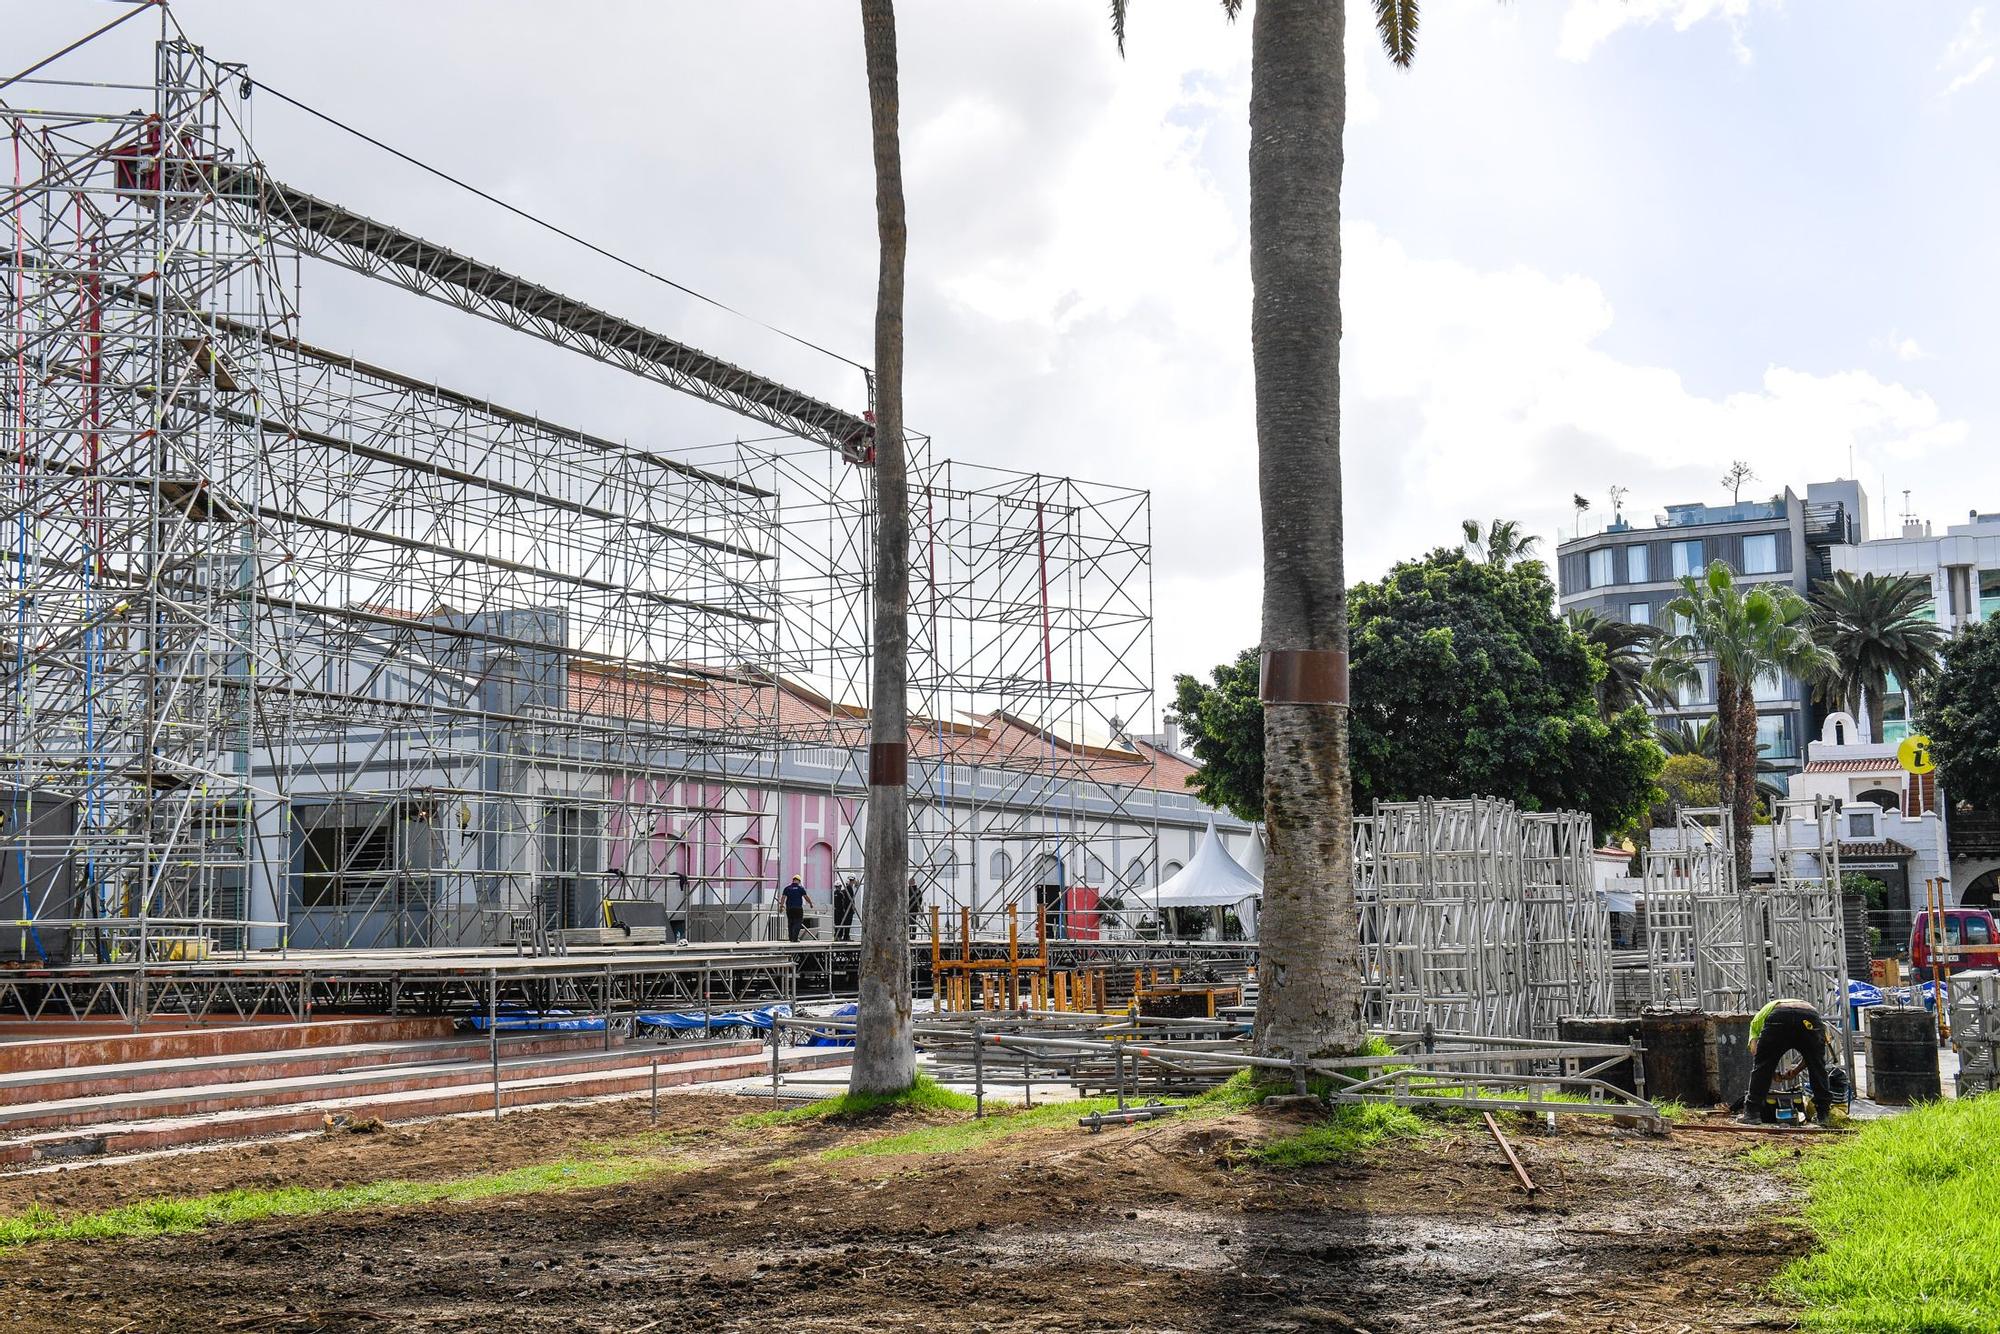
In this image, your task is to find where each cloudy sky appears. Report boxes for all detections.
[17,0,1996,715]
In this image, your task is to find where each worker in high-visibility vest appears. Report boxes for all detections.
[1738,998,1834,1126]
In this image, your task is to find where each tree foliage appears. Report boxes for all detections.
[1659,561,1832,887]
[1810,571,1947,745]
[1932,615,2000,814]
[1169,548,1664,837]
[1659,753,1720,811]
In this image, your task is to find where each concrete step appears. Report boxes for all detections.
[0,1029,622,1108]
[0,1016,458,1076]
[0,1040,763,1131]
[0,1046,848,1167]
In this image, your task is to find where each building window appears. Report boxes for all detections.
[1626,545,1650,582]
[1741,533,1779,575]
[1981,569,2000,621]
[1587,547,1616,588]
[1847,809,1878,839]
[990,850,1014,884]
[1675,663,1711,707]
[1671,540,1703,578]
[1755,713,1796,761]
[1753,670,1786,703]
[1666,608,1693,638]
[1627,602,1651,626]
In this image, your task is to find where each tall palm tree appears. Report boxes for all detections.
[1810,571,1946,745]
[851,0,915,1096]
[1660,562,1833,888]
[1111,0,1426,1059]
[1462,518,1541,570]
[1566,607,1663,718]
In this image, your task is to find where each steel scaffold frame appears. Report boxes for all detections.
[1357,797,1611,1041]
[2,18,1171,981]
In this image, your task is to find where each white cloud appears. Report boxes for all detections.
[1946,54,1995,96]
[1940,8,1995,94]
[1557,0,1759,63]
[1334,225,1966,577]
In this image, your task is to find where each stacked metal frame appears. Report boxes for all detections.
[1767,796,1851,1068]
[1640,808,1733,1011]
[1357,797,1608,1041]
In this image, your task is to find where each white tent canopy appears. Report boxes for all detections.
[1154,823,1262,908]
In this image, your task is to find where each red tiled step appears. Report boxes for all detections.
[0,1040,762,1132]
[0,1047,848,1167]
[0,1017,458,1076]
[0,1030,625,1108]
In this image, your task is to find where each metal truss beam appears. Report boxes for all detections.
[221,170,873,456]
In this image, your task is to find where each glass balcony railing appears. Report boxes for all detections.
[1660,500,1786,527]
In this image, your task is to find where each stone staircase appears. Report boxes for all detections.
[0,1016,844,1167]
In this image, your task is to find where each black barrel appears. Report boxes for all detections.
[1558,1016,1640,1093]
[1640,1011,1714,1104]
[1705,1012,1755,1107]
[1866,1005,1942,1104]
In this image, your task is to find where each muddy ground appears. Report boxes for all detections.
[0,1094,1813,1333]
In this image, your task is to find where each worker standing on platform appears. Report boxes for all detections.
[781,874,812,943]
[833,877,857,942]
[1740,997,1835,1126]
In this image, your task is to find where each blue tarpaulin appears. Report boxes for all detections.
[636,1003,792,1034]
[802,1003,857,1047]
[467,1010,605,1033]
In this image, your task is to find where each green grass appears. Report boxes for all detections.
[1779,1096,2000,1332]
[0,1152,678,1249]
[734,1073,977,1128]
[1246,1102,1432,1167]
[1739,1142,1792,1172]
[820,1094,1127,1159]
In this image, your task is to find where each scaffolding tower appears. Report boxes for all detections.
[2,16,1165,961]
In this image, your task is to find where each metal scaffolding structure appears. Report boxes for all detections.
[1641,799,1852,1067]
[1355,797,1611,1041]
[1,16,1166,968]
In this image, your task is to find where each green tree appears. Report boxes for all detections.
[851,0,915,1097]
[1931,615,2000,814]
[1659,561,1833,889]
[1170,549,1664,838]
[1810,571,1947,745]
[1567,608,1666,718]
[1460,518,1541,570]
[1112,0,1434,1060]
[1167,649,1264,822]
[1658,753,1721,811]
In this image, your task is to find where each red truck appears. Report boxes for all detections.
[1910,907,2000,975]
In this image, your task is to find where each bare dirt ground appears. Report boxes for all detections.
[0,1096,1811,1333]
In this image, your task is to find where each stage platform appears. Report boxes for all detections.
[0,937,1258,1031]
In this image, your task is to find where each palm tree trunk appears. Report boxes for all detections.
[1723,676,1757,891]
[1249,0,1366,1060]
[1864,670,1886,746]
[851,0,915,1096]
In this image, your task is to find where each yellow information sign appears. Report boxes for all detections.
[1897,734,1936,776]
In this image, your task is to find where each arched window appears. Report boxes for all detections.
[1161,860,1184,883]
[990,849,1014,883]
[1080,851,1106,883]
[727,836,762,904]
[805,840,834,891]
[1857,788,1900,812]
[1125,857,1148,886]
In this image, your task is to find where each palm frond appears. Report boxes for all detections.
[1376,0,1419,67]
[1110,0,1128,54]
